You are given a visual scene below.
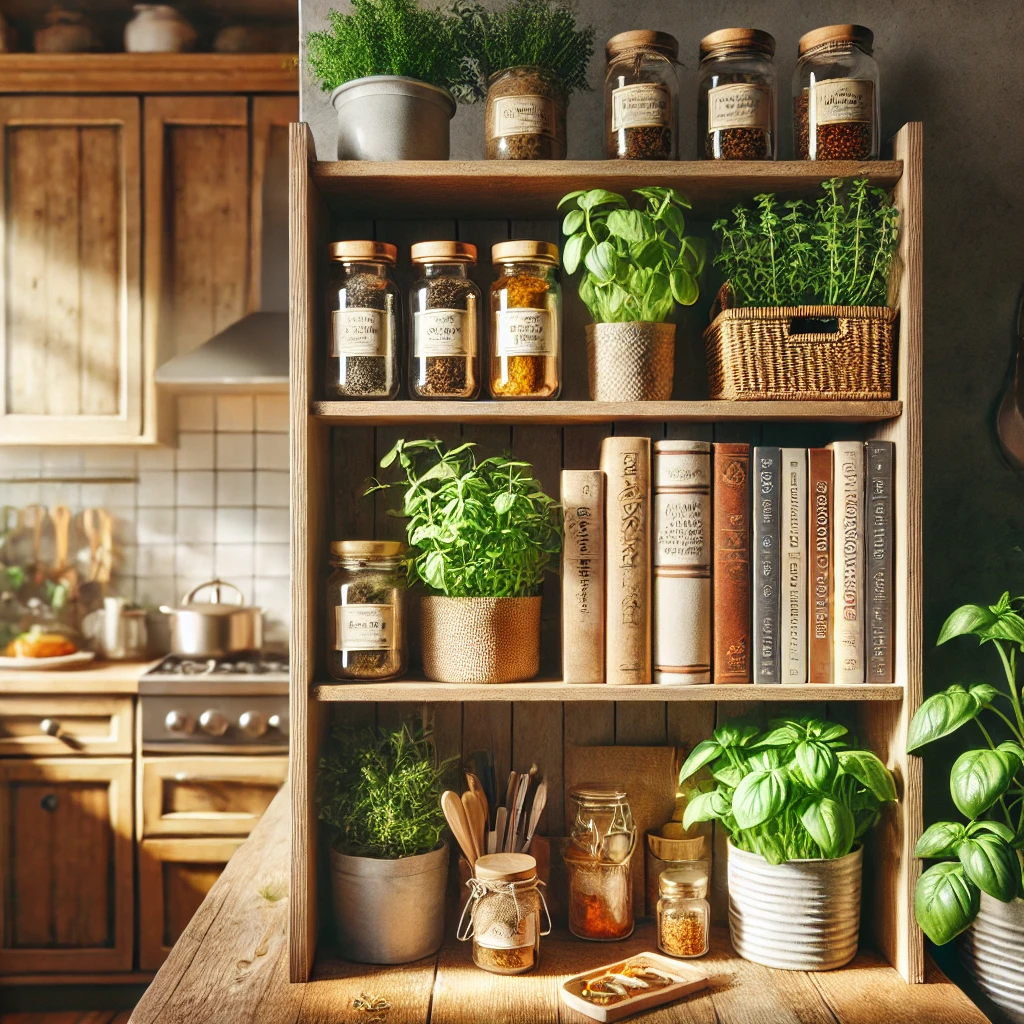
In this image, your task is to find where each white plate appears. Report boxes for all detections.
[0,650,95,670]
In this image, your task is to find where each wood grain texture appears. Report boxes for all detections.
[0,662,154,695]
[0,696,132,757]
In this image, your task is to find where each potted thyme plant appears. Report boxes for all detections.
[680,715,896,970]
[370,438,560,684]
[558,186,704,401]
[908,593,1024,1023]
[318,719,456,964]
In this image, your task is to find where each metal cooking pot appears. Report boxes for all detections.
[160,579,262,658]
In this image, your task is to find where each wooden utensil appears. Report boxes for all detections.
[441,790,477,865]
[465,774,489,854]
[511,773,531,852]
[494,806,507,853]
[28,504,46,584]
[462,790,484,862]
[523,778,547,853]
[96,509,113,584]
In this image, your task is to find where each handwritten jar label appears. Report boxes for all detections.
[812,78,874,123]
[336,604,395,651]
[492,95,557,138]
[495,308,553,356]
[611,84,670,130]
[707,83,770,132]
[414,309,470,357]
[332,308,386,357]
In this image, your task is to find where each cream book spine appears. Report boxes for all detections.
[830,441,865,684]
[781,448,808,684]
[561,470,605,683]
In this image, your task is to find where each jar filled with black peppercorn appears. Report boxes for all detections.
[325,241,401,399]
[409,241,481,400]
[605,31,679,160]
[793,25,879,160]
[698,29,776,160]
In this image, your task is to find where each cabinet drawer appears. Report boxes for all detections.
[0,697,133,757]
[141,755,287,837]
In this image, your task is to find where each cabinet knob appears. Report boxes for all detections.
[199,709,230,737]
[238,711,268,738]
[268,714,282,731]
[40,718,60,737]
[164,710,195,735]
[40,793,59,812]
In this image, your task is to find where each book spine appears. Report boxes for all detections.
[653,441,711,685]
[866,441,895,684]
[752,447,781,684]
[600,436,652,685]
[561,470,606,684]
[781,448,808,684]
[713,443,751,684]
[807,448,833,684]
[830,441,865,684]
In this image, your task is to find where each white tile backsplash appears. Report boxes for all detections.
[176,542,215,579]
[178,395,215,431]
[177,507,215,544]
[215,506,255,544]
[177,470,215,506]
[137,507,175,545]
[256,470,289,507]
[256,507,289,544]
[217,395,254,432]
[138,471,176,507]
[216,470,255,507]
[256,394,289,432]
[255,543,290,577]
[177,431,215,470]
[256,432,289,470]
[215,543,255,578]
[216,432,254,470]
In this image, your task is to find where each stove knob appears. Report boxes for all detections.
[238,710,268,738]
[164,710,195,735]
[198,709,230,737]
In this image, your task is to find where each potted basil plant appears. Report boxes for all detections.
[681,716,896,971]
[558,187,704,401]
[370,438,560,684]
[908,592,1024,1023]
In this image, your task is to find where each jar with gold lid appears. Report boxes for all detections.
[657,866,710,958]
[605,30,679,160]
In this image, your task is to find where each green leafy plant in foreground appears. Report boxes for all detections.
[368,438,561,598]
[679,716,896,864]
[908,592,1024,946]
[558,187,705,323]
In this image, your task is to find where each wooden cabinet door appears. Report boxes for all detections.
[0,759,133,974]
[0,97,143,443]
[0,697,133,757]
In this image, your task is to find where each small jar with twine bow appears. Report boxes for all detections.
[457,853,551,975]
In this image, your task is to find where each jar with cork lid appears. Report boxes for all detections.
[698,28,776,160]
[605,30,679,160]
[793,25,879,160]
[489,240,561,399]
[657,865,710,958]
[325,241,400,399]
[409,241,481,399]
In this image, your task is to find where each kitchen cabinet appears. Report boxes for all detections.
[0,696,133,757]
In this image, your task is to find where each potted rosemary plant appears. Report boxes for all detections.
[318,719,455,964]
[680,715,896,970]
[558,186,704,401]
[371,438,560,684]
[908,593,1024,1023]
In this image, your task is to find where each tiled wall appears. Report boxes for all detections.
[0,394,290,646]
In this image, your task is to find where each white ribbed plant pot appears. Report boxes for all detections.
[727,841,862,971]
[958,894,1024,1023]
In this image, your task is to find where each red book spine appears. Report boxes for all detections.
[808,448,833,684]
[713,443,751,683]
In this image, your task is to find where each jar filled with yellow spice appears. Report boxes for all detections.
[489,241,561,399]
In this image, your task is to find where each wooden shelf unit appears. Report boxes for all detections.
[289,124,924,990]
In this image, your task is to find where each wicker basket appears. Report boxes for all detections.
[704,286,896,400]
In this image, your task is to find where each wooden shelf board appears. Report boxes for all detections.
[313,399,903,425]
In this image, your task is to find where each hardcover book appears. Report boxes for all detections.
[866,441,895,684]
[781,448,808,684]
[830,441,865,684]
[808,448,833,684]
[713,443,751,684]
[561,470,605,684]
[752,447,781,684]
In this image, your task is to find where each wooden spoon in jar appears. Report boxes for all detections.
[441,790,478,866]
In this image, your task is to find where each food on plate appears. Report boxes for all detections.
[4,631,78,659]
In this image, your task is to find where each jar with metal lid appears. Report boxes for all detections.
[325,241,400,399]
[489,240,561,399]
[325,540,407,681]
[793,25,879,160]
[698,29,776,160]
[458,853,552,974]
[605,30,678,160]
[657,866,710,958]
[485,66,567,160]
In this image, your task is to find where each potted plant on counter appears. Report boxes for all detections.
[680,715,896,971]
[370,438,560,684]
[318,719,456,964]
[558,186,704,401]
[908,592,1024,1023]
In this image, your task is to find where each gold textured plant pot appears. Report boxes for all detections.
[586,322,676,401]
[420,596,541,684]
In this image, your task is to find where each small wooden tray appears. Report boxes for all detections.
[559,951,708,1022]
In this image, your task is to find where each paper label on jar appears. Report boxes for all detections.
[332,308,386,357]
[812,78,873,123]
[495,308,553,357]
[611,84,670,130]
[336,604,395,651]
[475,915,537,950]
[707,83,771,131]
[413,309,470,357]
[492,95,557,138]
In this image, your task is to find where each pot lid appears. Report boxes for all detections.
[167,579,257,614]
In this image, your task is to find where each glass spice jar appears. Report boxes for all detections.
[657,867,710,959]
[698,28,776,160]
[409,241,481,399]
[793,25,880,160]
[485,66,567,160]
[605,30,679,160]
[489,241,561,399]
[325,540,407,681]
[325,241,401,399]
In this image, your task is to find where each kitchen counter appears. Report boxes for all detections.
[0,660,157,694]
[129,782,992,1024]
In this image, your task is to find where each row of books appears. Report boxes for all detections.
[560,437,893,685]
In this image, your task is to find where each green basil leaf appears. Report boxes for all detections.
[982,611,1024,646]
[969,683,1001,707]
[379,440,402,468]
[907,685,982,751]
[966,820,1016,842]
[818,723,850,742]
[712,764,745,788]
[493,492,515,515]
[682,789,726,830]
[838,749,897,802]
[578,189,627,212]
[714,723,743,747]
[669,268,699,306]
[583,240,617,284]
[915,821,967,858]
[606,208,647,243]
[420,550,446,591]
[732,769,787,830]
[755,725,799,747]
[556,189,587,209]
[796,740,837,790]
[561,210,585,236]
[950,749,1013,818]
[958,834,1020,902]
[937,604,998,645]
[800,796,855,858]
[561,232,585,275]
[997,740,1024,771]
[678,739,722,782]
[629,237,663,270]
[915,863,980,945]
[660,203,686,240]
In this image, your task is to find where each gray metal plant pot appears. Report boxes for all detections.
[329,842,448,964]
[330,76,455,160]
[959,894,1024,1022]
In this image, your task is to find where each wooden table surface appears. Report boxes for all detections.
[0,660,155,694]
[129,782,991,1024]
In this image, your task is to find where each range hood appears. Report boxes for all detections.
[155,126,290,393]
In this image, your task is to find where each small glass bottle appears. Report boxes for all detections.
[325,541,407,681]
[325,241,401,399]
[793,25,880,160]
[489,241,561,399]
[698,28,776,160]
[657,867,710,958]
[485,66,567,160]
[409,241,481,400]
[605,30,679,160]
